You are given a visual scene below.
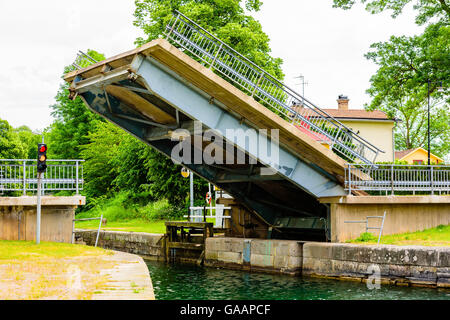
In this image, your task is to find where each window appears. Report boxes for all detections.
[413,160,423,165]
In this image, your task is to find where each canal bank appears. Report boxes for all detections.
[0,241,154,300]
[75,230,450,289]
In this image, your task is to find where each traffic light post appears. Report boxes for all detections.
[36,141,47,245]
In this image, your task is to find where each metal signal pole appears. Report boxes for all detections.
[36,171,42,244]
[36,136,45,244]
[190,171,194,217]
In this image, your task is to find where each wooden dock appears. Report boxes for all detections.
[164,221,214,264]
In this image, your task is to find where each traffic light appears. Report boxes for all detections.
[37,144,47,173]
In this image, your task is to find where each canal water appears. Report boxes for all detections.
[145,260,449,300]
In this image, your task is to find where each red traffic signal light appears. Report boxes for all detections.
[37,143,47,173]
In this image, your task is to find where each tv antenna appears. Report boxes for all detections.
[294,75,308,106]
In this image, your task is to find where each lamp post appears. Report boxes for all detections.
[426,79,444,165]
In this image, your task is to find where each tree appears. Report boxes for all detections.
[332,1,449,158]
[364,23,449,157]
[0,119,27,159]
[134,0,284,79]
[333,0,450,25]
[48,50,105,160]
[14,126,42,159]
[80,121,123,199]
[143,148,208,208]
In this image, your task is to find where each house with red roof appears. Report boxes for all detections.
[292,95,397,162]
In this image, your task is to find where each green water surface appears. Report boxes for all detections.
[145,260,450,300]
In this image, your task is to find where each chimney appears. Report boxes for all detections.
[337,95,349,110]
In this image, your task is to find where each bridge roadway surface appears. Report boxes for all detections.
[64,39,365,235]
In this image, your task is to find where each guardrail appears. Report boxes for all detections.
[73,215,103,247]
[186,206,232,228]
[165,11,384,164]
[0,159,84,195]
[346,164,450,195]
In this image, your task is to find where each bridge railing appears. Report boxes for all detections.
[346,163,450,195]
[0,159,84,195]
[165,11,384,165]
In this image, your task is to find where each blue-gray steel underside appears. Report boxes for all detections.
[74,56,346,226]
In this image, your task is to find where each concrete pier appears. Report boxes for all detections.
[320,196,450,242]
[93,251,155,300]
[0,196,85,243]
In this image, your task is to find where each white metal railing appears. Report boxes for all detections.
[71,50,98,71]
[344,211,386,244]
[346,163,450,195]
[165,11,385,165]
[73,215,103,247]
[215,189,233,200]
[185,206,232,228]
[0,159,84,195]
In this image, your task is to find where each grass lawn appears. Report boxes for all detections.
[75,218,217,234]
[75,219,167,234]
[348,224,450,246]
[0,241,115,300]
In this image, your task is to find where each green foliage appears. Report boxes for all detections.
[332,0,450,25]
[349,224,450,246]
[48,50,106,160]
[333,1,449,160]
[143,148,208,207]
[76,191,180,222]
[364,23,450,158]
[0,118,27,159]
[14,126,42,159]
[80,121,123,199]
[354,232,378,242]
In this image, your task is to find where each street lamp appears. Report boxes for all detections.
[426,79,445,165]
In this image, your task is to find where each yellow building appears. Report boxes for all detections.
[395,147,444,165]
[321,95,397,162]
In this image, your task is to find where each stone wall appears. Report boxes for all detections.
[75,230,165,259]
[205,237,304,275]
[302,242,450,288]
[75,230,450,288]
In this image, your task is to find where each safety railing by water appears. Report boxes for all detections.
[346,164,450,195]
[165,11,384,165]
[0,159,84,195]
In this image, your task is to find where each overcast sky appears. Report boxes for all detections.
[0,1,424,131]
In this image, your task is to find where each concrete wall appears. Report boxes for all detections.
[303,242,450,288]
[0,196,85,243]
[75,230,165,259]
[205,237,303,275]
[320,196,450,242]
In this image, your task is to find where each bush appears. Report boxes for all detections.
[76,191,185,222]
[355,232,378,242]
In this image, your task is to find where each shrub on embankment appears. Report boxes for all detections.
[75,191,182,222]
